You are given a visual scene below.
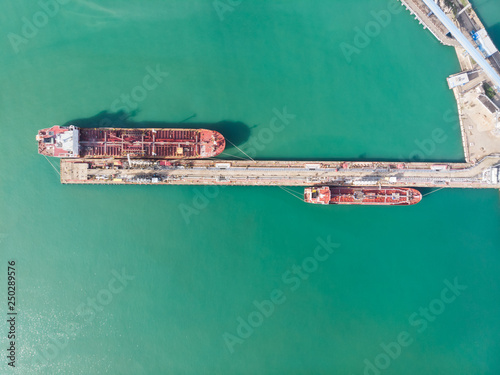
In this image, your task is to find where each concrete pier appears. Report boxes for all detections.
[60,157,500,189]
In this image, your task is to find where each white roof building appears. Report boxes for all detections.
[447,72,469,89]
[475,29,498,58]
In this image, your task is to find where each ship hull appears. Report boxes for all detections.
[37,126,225,159]
[304,186,422,206]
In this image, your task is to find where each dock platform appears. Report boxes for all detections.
[60,157,500,189]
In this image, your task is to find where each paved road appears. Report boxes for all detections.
[61,156,500,188]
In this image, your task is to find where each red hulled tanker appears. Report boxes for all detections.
[36,125,225,159]
[304,186,422,206]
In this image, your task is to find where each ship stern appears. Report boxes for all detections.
[304,187,331,204]
[37,125,80,158]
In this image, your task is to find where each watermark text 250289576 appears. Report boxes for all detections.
[7,260,17,368]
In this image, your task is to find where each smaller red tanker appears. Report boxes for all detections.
[304,187,422,206]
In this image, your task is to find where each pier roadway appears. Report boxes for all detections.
[60,156,500,189]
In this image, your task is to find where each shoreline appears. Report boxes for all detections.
[399,0,500,164]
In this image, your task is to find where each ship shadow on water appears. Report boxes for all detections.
[62,110,251,148]
[62,111,465,163]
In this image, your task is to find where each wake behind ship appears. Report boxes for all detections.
[304,186,422,206]
[36,125,225,159]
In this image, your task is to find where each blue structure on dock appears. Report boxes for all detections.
[422,0,500,91]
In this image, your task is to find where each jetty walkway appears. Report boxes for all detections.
[60,157,500,189]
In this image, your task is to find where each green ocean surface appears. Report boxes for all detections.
[0,0,499,374]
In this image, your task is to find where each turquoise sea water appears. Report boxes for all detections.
[0,1,499,374]
[473,0,500,44]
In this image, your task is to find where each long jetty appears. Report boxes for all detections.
[59,0,500,190]
[60,157,500,188]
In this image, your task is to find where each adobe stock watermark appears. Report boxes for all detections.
[178,185,222,225]
[30,268,134,367]
[93,64,170,129]
[110,65,169,113]
[361,277,467,375]
[8,0,70,54]
[177,106,296,224]
[222,236,340,354]
[239,106,296,158]
[404,128,449,161]
[213,0,243,21]
[340,0,403,63]
[399,108,460,161]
